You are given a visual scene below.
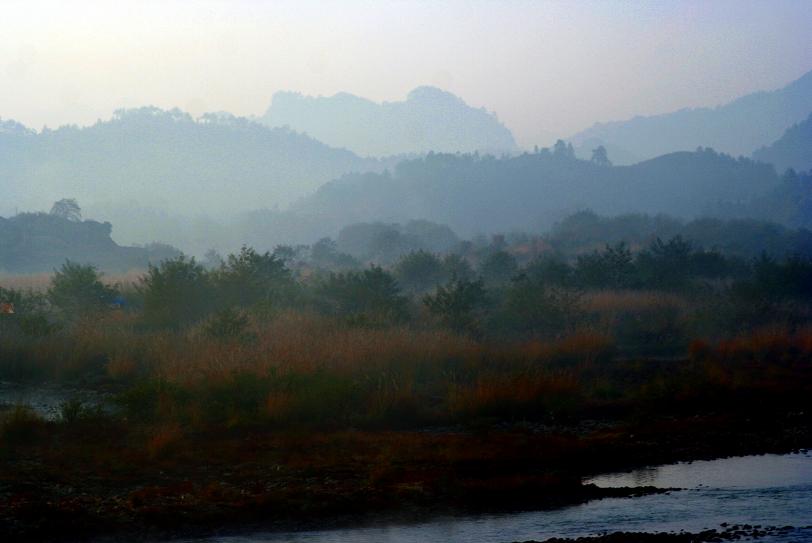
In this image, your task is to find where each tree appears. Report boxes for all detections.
[591,145,612,166]
[311,238,359,270]
[575,242,635,288]
[479,251,518,284]
[49,198,82,222]
[553,139,575,159]
[424,278,488,336]
[636,236,694,289]
[48,261,118,316]
[393,250,446,293]
[317,266,408,324]
[214,246,294,308]
[442,253,474,282]
[202,249,224,270]
[139,256,214,328]
[499,277,582,338]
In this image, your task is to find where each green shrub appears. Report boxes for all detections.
[424,277,488,336]
[317,266,409,324]
[59,399,103,423]
[575,242,635,289]
[139,256,213,328]
[214,246,295,309]
[497,278,582,339]
[393,250,447,293]
[0,406,46,450]
[116,379,190,423]
[478,251,518,284]
[203,308,253,342]
[48,261,118,316]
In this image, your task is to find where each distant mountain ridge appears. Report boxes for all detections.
[291,148,780,237]
[752,113,812,173]
[261,86,519,156]
[0,107,394,239]
[572,69,812,163]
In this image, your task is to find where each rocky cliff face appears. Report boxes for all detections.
[262,86,518,156]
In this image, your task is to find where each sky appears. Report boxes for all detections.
[1,0,810,148]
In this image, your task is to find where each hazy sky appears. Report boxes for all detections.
[2,0,810,148]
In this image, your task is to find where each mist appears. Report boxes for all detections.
[2,4,812,541]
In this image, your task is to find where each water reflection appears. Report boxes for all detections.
[586,451,812,489]
[177,453,812,543]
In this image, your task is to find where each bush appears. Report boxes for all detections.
[636,236,694,289]
[47,261,118,316]
[393,250,446,293]
[316,266,409,325]
[522,257,574,287]
[203,308,253,342]
[442,253,475,282]
[497,278,582,339]
[0,406,46,450]
[424,277,488,336]
[575,242,635,289]
[479,251,518,284]
[59,399,103,423]
[214,246,295,309]
[139,256,213,328]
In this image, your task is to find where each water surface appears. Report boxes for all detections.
[177,452,812,542]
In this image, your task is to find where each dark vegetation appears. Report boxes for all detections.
[294,147,781,236]
[0,108,397,249]
[1,221,811,539]
[0,207,181,274]
[571,68,812,161]
[752,112,812,173]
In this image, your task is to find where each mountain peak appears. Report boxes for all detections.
[572,69,812,162]
[406,86,463,104]
[262,87,517,156]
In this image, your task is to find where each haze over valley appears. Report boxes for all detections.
[1,3,812,541]
[2,67,811,259]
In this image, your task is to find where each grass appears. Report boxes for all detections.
[1,269,811,539]
[0,270,145,292]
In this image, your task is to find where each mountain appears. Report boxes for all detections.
[711,169,812,230]
[571,70,812,163]
[0,212,181,274]
[0,108,391,226]
[261,86,519,156]
[752,113,812,173]
[290,147,780,237]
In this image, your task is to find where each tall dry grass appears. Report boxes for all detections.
[0,273,52,292]
[582,290,688,318]
[0,270,146,292]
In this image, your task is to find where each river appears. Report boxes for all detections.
[175,451,812,542]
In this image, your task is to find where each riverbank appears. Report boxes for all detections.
[1,402,809,542]
[529,524,809,543]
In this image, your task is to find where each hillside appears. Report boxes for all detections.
[0,108,391,221]
[291,147,779,237]
[0,212,180,274]
[571,69,812,162]
[752,113,812,173]
[261,86,518,156]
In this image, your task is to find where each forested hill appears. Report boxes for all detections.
[0,212,180,274]
[0,108,391,218]
[752,113,812,173]
[261,86,518,156]
[292,147,779,237]
[571,69,812,162]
